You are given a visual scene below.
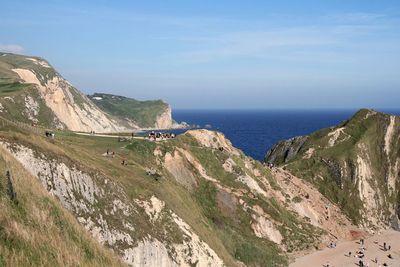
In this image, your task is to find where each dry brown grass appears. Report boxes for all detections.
[0,147,125,267]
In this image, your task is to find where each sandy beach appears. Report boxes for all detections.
[290,230,400,267]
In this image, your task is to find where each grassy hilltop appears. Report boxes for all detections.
[88,93,171,129]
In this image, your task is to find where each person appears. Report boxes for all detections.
[348,251,352,257]
[388,245,391,250]
[359,260,363,267]
[383,242,387,251]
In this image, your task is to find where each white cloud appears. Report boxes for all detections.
[0,44,24,53]
[323,12,386,23]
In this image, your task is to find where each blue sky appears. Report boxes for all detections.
[1,0,400,109]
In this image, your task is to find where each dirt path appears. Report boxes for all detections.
[290,230,400,267]
[75,132,146,139]
[74,132,175,142]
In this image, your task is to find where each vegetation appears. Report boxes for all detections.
[267,109,400,226]
[0,146,123,266]
[89,93,169,128]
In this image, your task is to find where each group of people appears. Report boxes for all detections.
[264,162,275,169]
[105,149,115,158]
[45,131,55,138]
[147,131,176,141]
[340,239,393,267]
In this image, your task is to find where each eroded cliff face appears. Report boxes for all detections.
[0,141,224,267]
[157,130,354,254]
[154,105,173,129]
[265,109,400,230]
[1,53,180,132]
[11,66,127,132]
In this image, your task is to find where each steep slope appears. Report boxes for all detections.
[88,93,173,129]
[0,146,123,266]
[0,117,356,266]
[265,109,400,230]
[0,53,127,132]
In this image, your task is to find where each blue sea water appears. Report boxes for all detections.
[172,109,400,161]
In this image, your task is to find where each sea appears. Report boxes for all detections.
[171,109,400,161]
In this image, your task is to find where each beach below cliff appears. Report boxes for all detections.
[290,230,400,267]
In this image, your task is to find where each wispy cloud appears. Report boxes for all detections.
[323,12,386,23]
[167,10,399,64]
[0,44,24,53]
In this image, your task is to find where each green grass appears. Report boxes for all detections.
[271,109,400,226]
[0,146,124,266]
[89,93,169,128]
[193,180,287,266]
[0,115,340,266]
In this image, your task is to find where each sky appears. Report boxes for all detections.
[1,0,400,109]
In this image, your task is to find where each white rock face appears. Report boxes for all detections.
[123,239,176,267]
[328,127,346,147]
[135,196,166,223]
[171,213,225,267]
[26,57,51,68]
[134,196,224,267]
[164,150,198,190]
[188,130,240,156]
[384,116,396,156]
[1,142,224,266]
[154,105,173,129]
[356,143,385,228]
[24,95,39,123]
[236,175,268,198]
[12,68,129,132]
[251,213,283,244]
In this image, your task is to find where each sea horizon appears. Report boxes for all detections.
[172,108,400,160]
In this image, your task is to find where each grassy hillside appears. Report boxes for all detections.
[0,113,344,266]
[0,147,123,266]
[89,93,170,128]
[265,109,400,229]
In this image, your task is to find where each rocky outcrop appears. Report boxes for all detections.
[88,93,178,129]
[11,67,127,132]
[0,53,179,132]
[264,109,400,230]
[0,141,224,267]
[154,105,173,129]
[265,136,308,164]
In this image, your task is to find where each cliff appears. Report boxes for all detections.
[88,93,173,129]
[0,144,123,266]
[265,109,400,230]
[0,118,357,266]
[0,53,178,132]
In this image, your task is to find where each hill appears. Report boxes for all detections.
[0,116,357,266]
[0,140,123,266]
[0,53,176,132]
[88,93,173,129]
[265,109,400,230]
